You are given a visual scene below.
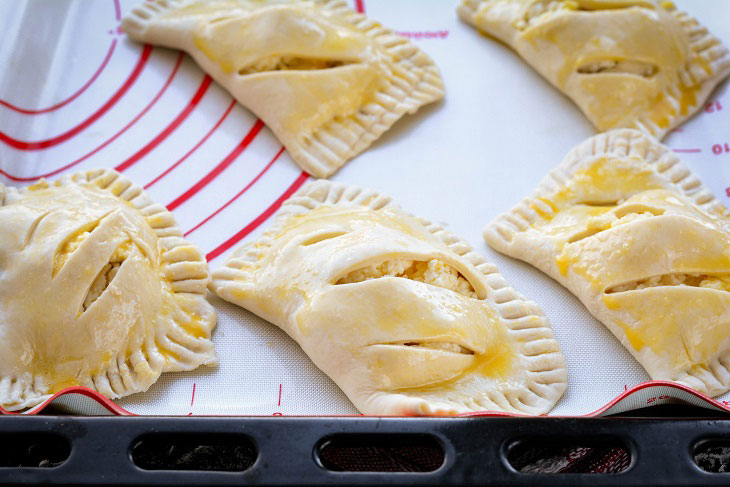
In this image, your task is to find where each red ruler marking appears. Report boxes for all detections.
[7,380,730,417]
[0,52,183,183]
[166,119,265,210]
[0,44,152,150]
[672,148,702,153]
[206,171,310,261]
[114,0,121,21]
[0,39,117,114]
[115,75,213,172]
[144,100,236,189]
[278,384,282,407]
[396,30,450,39]
[184,146,285,236]
[354,0,365,13]
[190,383,197,407]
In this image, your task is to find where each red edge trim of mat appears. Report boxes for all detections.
[3,380,730,417]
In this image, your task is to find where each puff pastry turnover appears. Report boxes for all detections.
[122,0,444,178]
[210,180,567,415]
[458,0,730,139]
[0,169,217,411]
[485,129,730,396]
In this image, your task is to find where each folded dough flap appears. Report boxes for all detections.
[0,169,216,412]
[459,0,730,139]
[459,0,659,45]
[485,129,729,255]
[212,180,567,415]
[604,286,730,371]
[557,213,730,293]
[296,276,520,392]
[485,129,730,397]
[123,0,444,178]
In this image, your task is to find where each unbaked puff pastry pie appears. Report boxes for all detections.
[0,169,217,411]
[210,180,567,415]
[485,129,730,396]
[122,0,444,178]
[458,0,730,139]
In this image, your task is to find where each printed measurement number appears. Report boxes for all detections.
[705,101,723,113]
[713,143,730,155]
[646,395,671,405]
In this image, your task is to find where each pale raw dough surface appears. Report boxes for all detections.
[485,129,730,397]
[0,169,217,411]
[0,0,728,415]
[210,180,567,415]
[457,0,730,140]
[122,0,444,178]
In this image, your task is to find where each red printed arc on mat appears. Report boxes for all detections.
[0,52,184,183]
[205,171,310,261]
[115,75,214,172]
[0,0,122,114]
[144,100,237,190]
[0,45,153,151]
[0,40,117,115]
[166,119,265,210]
[183,145,285,236]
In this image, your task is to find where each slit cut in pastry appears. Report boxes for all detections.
[0,169,217,412]
[210,180,567,415]
[122,0,444,178]
[484,129,730,397]
[458,0,730,139]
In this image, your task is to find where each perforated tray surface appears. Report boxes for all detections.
[3,408,730,485]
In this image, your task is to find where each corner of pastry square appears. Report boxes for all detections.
[122,0,445,178]
[0,169,217,412]
[210,180,567,415]
[458,0,730,139]
[485,129,730,397]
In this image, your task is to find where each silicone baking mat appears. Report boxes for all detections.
[1,0,729,416]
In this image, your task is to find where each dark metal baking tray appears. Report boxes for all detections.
[3,405,730,486]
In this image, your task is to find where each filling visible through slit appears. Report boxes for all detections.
[396,341,475,355]
[567,207,665,243]
[53,212,113,277]
[336,259,479,298]
[606,273,730,293]
[577,60,658,77]
[521,0,574,28]
[237,56,356,75]
[300,230,348,246]
[576,200,619,207]
[82,242,133,312]
[54,231,92,277]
